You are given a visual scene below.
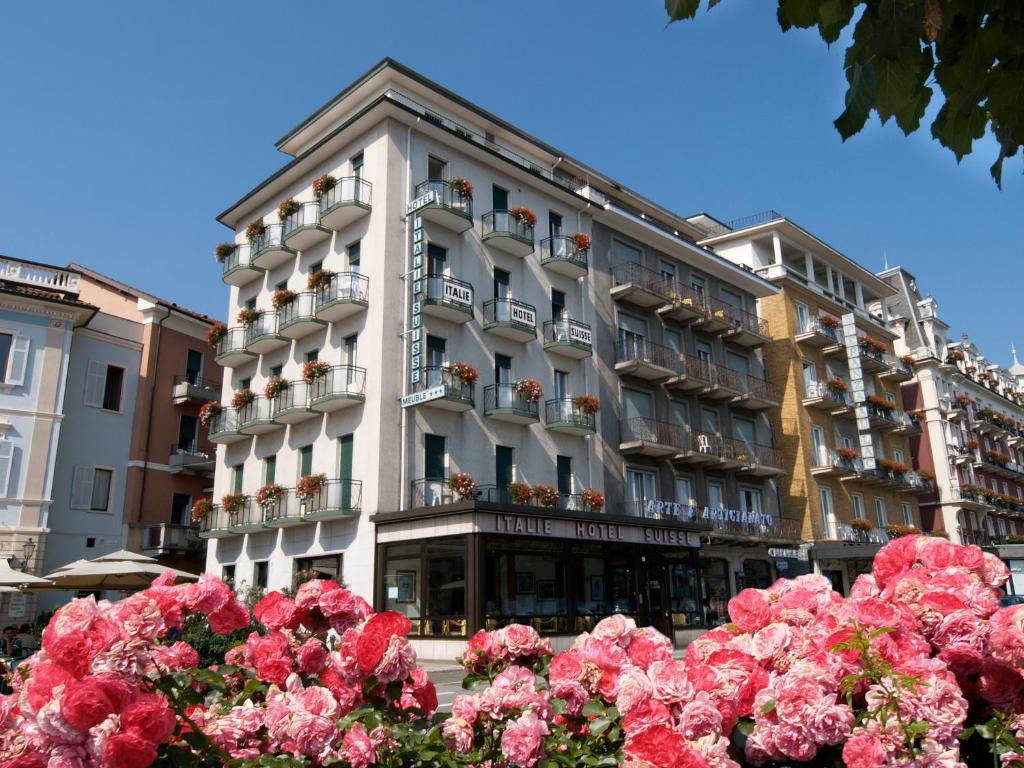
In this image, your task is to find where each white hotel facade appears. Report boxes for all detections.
[204,60,796,655]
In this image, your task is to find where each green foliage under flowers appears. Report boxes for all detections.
[179,586,263,669]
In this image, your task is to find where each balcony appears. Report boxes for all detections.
[866,401,901,431]
[282,201,330,251]
[422,274,474,324]
[483,383,540,424]
[735,442,787,477]
[310,365,366,412]
[810,447,858,479]
[198,506,231,538]
[732,374,779,411]
[666,354,714,393]
[694,297,738,335]
[250,223,296,270]
[483,298,537,342]
[610,262,673,308]
[141,523,202,557]
[219,244,263,287]
[171,374,219,405]
[214,328,256,368]
[301,479,362,522]
[858,343,889,374]
[539,236,587,279]
[794,318,841,348]
[542,318,592,359]
[702,364,745,401]
[544,398,596,436]
[262,489,304,528]
[891,412,921,436]
[167,441,214,475]
[318,176,372,230]
[726,308,771,348]
[237,396,280,435]
[481,210,535,257]
[812,520,889,549]
[657,285,708,324]
[313,272,369,323]
[271,380,318,424]
[229,499,265,533]
[614,337,679,382]
[277,292,326,339]
[412,366,474,411]
[620,417,688,458]
[880,357,914,383]
[803,381,851,412]
[243,313,288,355]
[672,429,719,465]
[896,472,934,494]
[411,180,472,233]
[207,408,246,444]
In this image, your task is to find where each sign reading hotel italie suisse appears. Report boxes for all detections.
[407,211,425,389]
[491,513,700,548]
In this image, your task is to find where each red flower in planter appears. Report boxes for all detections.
[231,389,254,409]
[533,484,559,507]
[449,176,473,199]
[570,232,592,251]
[255,483,285,508]
[448,361,478,387]
[514,378,544,404]
[272,289,297,309]
[573,395,600,414]
[245,220,266,242]
[206,322,228,346]
[307,269,335,291]
[507,482,534,505]
[303,360,330,383]
[263,376,288,400]
[580,488,604,512]
[448,472,477,500]
[198,402,222,427]
[312,174,337,198]
[214,243,235,260]
[296,473,327,501]
[507,206,536,228]
[277,198,300,221]
[190,498,212,524]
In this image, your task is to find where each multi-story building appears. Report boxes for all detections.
[39,267,221,610]
[0,257,95,626]
[881,265,1024,591]
[690,212,929,594]
[202,58,795,656]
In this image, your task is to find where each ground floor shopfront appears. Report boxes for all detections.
[371,501,808,658]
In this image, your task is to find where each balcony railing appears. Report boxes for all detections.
[482,210,535,246]
[423,274,474,320]
[243,312,281,346]
[620,417,689,451]
[319,177,372,228]
[206,408,241,440]
[732,306,770,339]
[804,380,851,407]
[483,297,537,337]
[410,478,593,510]
[483,383,540,421]
[740,374,778,403]
[615,337,680,373]
[412,179,472,221]
[544,398,596,433]
[282,201,328,248]
[0,257,80,294]
[542,318,593,355]
[214,327,249,360]
[415,366,474,408]
[610,262,674,301]
[539,236,588,276]
[795,318,841,344]
[272,379,314,420]
[198,506,230,537]
[812,520,890,544]
[310,365,367,408]
[812,446,858,474]
[171,374,220,405]
[313,272,369,322]
[168,441,214,474]
[277,292,320,332]
[142,523,200,554]
[251,223,293,262]
[219,243,262,285]
[711,364,745,393]
[238,396,277,432]
[303,478,362,520]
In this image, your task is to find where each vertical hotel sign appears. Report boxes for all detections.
[406,189,437,388]
[842,313,875,470]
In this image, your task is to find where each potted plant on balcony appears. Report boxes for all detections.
[826,378,848,393]
[908,409,924,421]
[580,488,604,512]
[245,220,266,243]
[946,349,965,363]
[448,472,477,501]
[867,394,896,411]
[570,232,592,252]
[573,394,600,414]
[214,243,236,261]
[955,394,973,407]
[533,483,559,508]
[919,468,936,481]
[928,530,950,538]
[307,269,336,292]
[900,354,915,366]
[967,440,979,450]
[272,288,297,309]
[819,314,841,329]
[237,307,262,325]
[303,360,331,383]
[449,176,473,199]
[514,378,544,404]
[850,518,874,533]
[278,198,301,222]
[507,206,536,229]
[312,174,337,199]
[264,376,288,400]
[190,498,213,524]
[206,322,228,346]
[448,361,478,387]
[887,524,920,538]
[198,402,222,427]
[231,389,254,409]
[836,447,859,461]
[507,482,534,505]
[296,473,327,502]
[255,483,285,509]
[858,335,887,354]
[220,493,246,514]
[879,458,909,474]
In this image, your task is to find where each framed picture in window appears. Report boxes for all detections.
[589,575,605,602]
[396,570,416,603]
[537,580,556,601]
[515,572,535,595]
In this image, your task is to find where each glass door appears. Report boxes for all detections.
[495,354,512,408]
[185,349,203,385]
[426,336,445,386]
[496,446,514,503]
[617,313,647,362]
[339,434,353,509]
[643,563,674,641]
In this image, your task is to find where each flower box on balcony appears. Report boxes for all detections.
[449,176,473,199]
[508,206,536,228]
[448,361,479,387]
[308,269,336,292]
[255,483,285,508]
[272,289,297,309]
[514,378,544,404]
[198,402,222,427]
[303,360,331,383]
[574,395,600,414]
[215,243,235,260]
[296,473,327,501]
[264,377,288,400]
[278,198,301,222]
[533,484,559,508]
[220,493,246,513]
[237,307,262,325]
[312,174,336,199]
[190,498,213,523]
[245,220,266,242]
[231,389,254,409]
[580,488,604,512]
[206,323,228,346]
[448,473,477,501]
[507,482,534,505]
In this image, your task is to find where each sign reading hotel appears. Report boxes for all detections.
[510,302,535,326]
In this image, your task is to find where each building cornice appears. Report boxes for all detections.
[0,297,78,323]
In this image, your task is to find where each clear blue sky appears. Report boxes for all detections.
[2,2,1020,359]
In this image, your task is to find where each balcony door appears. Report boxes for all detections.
[618,312,647,360]
[739,487,763,516]
[556,455,572,503]
[554,370,568,400]
[185,349,203,385]
[493,268,510,299]
[426,336,445,386]
[492,185,508,211]
[811,425,826,466]
[675,476,694,506]
[496,446,514,502]
[623,388,652,421]
[549,212,564,254]
[495,354,512,408]
[803,360,817,393]
[707,480,725,510]
[626,468,655,516]
[428,155,447,182]
[733,416,756,454]
[424,434,446,506]
[177,414,198,452]
[795,302,809,333]
[819,487,837,538]
[551,289,566,321]
[695,339,712,365]
[339,435,353,509]
[427,243,447,276]
[171,493,191,527]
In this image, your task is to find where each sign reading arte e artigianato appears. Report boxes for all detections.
[643,499,774,528]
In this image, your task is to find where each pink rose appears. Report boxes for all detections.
[647,660,691,704]
[728,588,771,632]
[626,627,673,668]
[503,624,548,658]
[842,729,888,768]
[591,614,637,647]
[500,709,549,768]
[297,638,328,675]
[678,694,723,740]
[343,722,378,768]
[254,592,300,631]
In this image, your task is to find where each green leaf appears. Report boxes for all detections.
[761,698,777,714]
[835,61,876,139]
[461,673,489,691]
[665,0,702,20]
[589,717,611,737]
[816,0,853,43]
[777,0,818,29]
[582,698,606,717]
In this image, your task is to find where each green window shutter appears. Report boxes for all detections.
[300,446,313,478]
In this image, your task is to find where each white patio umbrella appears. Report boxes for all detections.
[43,551,199,591]
[0,558,52,588]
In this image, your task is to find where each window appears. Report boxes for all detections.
[701,407,720,434]
[556,456,572,498]
[91,469,112,511]
[240,377,251,390]
[669,400,687,427]
[874,497,887,527]
[852,493,865,521]
[494,353,512,385]
[304,349,319,363]
[612,239,642,265]
[299,445,313,478]
[351,151,364,179]
[427,243,447,274]
[623,388,652,420]
[185,349,203,384]
[492,185,509,211]
[495,446,514,497]
[493,268,511,299]
[664,329,682,356]
[795,302,810,332]
[85,362,125,411]
[86,537,95,548]
[625,468,656,514]
[739,487,763,514]
[424,434,446,480]
[222,564,236,584]
[170,493,191,526]
[810,425,826,465]
[820,487,836,538]
[742,560,772,589]
[270,364,283,378]
[894,449,904,464]
[659,260,676,287]
[348,241,361,271]
[264,455,277,484]
[427,155,447,181]
[803,361,817,392]
[707,481,725,510]
[233,464,244,493]
[0,334,11,381]
[733,416,756,451]
[0,441,13,496]
[310,261,323,275]
[700,558,730,626]
[177,414,197,451]
[554,370,568,399]
[549,211,563,242]
[691,275,706,298]
[901,503,913,526]
[296,555,342,582]
[253,561,269,590]
[344,335,357,366]
[71,467,113,511]
[675,476,694,506]
[551,289,566,320]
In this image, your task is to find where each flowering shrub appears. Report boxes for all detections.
[214,242,236,260]
[900,353,915,365]
[946,349,966,362]
[571,231,592,251]
[303,359,331,382]
[278,198,301,221]
[190,497,213,524]
[255,483,285,508]
[886,523,920,537]
[312,173,336,198]
[514,378,544,404]
[237,306,262,325]
[866,394,895,410]
[507,206,537,228]
[956,393,973,406]
[245,220,266,242]
[580,488,604,512]
[448,361,478,386]
[449,472,477,500]
[533,484,559,508]
[850,517,874,531]
[206,322,228,346]
[263,376,288,400]
[987,449,1012,464]
[231,388,254,409]
[574,394,600,414]
[449,176,473,199]
[296,473,327,502]
[198,401,222,427]
[878,457,909,473]
[507,482,534,505]
[836,446,859,460]
[220,492,246,513]
[307,269,335,291]
[272,288,297,309]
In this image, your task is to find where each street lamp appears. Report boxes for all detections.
[9,538,35,571]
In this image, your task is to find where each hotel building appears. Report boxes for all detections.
[691,213,929,594]
[202,59,799,655]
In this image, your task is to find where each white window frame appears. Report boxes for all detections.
[0,329,30,388]
[0,440,13,497]
[707,480,726,510]
[84,361,126,412]
[674,475,695,506]
[71,466,115,512]
[739,485,763,514]
[852,492,865,520]
[874,497,887,527]
[901,503,913,526]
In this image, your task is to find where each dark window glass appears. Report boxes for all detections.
[102,366,124,410]
[91,469,112,511]
[700,558,730,626]
[254,561,269,589]
[170,493,191,525]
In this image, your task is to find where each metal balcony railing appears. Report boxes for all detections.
[540,236,588,270]
[277,291,318,327]
[214,327,247,357]
[544,398,596,431]
[319,176,372,211]
[611,261,673,296]
[482,210,535,243]
[621,417,689,450]
[483,384,539,418]
[412,179,471,218]
[310,365,367,401]
[282,201,322,237]
[616,337,680,372]
[542,318,592,348]
[314,271,369,307]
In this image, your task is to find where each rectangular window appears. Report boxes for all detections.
[222,564,236,584]
[90,469,113,512]
[549,211,563,242]
[177,414,197,450]
[0,441,12,496]
[803,360,817,391]
[675,476,693,505]
[0,334,11,381]
[85,362,125,411]
[794,302,809,332]
[425,434,446,480]
[625,468,656,514]
[427,155,447,181]
[664,329,682,356]
[659,260,676,287]
[691,275,706,298]
[344,335,357,366]
[496,446,514,496]
[901,503,913,526]
[348,241,361,270]
[852,493,865,520]
[551,289,566,320]
[304,349,319,363]
[492,185,509,210]
[820,487,836,538]
[299,445,313,478]
[427,243,447,274]
[296,555,342,582]
[701,407,720,434]
[739,487,763,514]
[253,561,269,590]
[810,425,825,465]
[623,388,652,420]
[494,353,512,384]
[351,151,364,179]
[271,364,283,378]
[612,239,642,265]
[240,377,251,390]
[707,481,725,509]
[264,455,276,484]
[185,349,203,384]
[554,370,568,399]
[493,268,511,299]
[669,400,687,427]
[170,493,191,526]
[556,456,572,498]
[233,464,244,493]
[874,497,887,527]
